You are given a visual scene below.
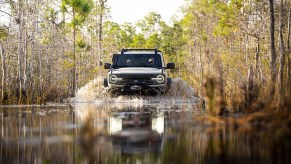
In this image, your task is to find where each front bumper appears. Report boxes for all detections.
[108,82,167,93]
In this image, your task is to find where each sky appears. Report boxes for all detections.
[107,0,185,24]
[0,0,185,26]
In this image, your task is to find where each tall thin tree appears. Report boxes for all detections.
[61,0,93,96]
[268,0,277,98]
[0,42,5,101]
[287,7,291,82]
[278,0,285,94]
[17,0,24,102]
[96,0,107,76]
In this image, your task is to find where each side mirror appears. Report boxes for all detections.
[166,63,175,69]
[104,63,111,69]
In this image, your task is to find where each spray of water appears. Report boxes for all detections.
[76,77,108,101]
[74,77,197,121]
[75,77,197,104]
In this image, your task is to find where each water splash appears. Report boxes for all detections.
[75,77,198,104]
[75,77,109,101]
[165,78,196,98]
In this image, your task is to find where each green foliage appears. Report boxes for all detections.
[130,34,146,48]
[213,0,243,36]
[160,22,175,55]
[44,7,58,22]
[186,0,243,37]
[103,21,122,51]
[0,26,8,40]
[40,32,51,45]
[145,33,161,48]
[137,12,161,37]
[76,37,86,49]
[61,0,93,27]
[63,59,74,69]
[160,22,186,64]
[120,23,136,48]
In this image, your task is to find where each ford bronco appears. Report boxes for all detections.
[103,49,175,95]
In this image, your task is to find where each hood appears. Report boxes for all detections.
[112,67,163,74]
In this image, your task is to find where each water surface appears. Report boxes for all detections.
[0,103,290,164]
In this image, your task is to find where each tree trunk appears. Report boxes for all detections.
[199,40,203,94]
[278,0,285,94]
[245,34,249,69]
[255,37,260,79]
[287,7,291,83]
[0,43,5,101]
[31,4,36,101]
[217,58,225,116]
[38,52,42,102]
[24,23,28,99]
[268,0,277,98]
[32,0,42,102]
[73,7,77,96]
[97,0,105,76]
[287,7,291,107]
[18,1,23,103]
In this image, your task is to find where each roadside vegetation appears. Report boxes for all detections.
[0,0,290,120]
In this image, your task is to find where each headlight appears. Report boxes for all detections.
[151,75,165,83]
[109,75,122,83]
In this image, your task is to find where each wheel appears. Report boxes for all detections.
[104,78,108,87]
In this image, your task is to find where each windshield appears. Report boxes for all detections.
[114,54,162,68]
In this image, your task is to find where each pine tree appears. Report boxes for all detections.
[61,0,93,96]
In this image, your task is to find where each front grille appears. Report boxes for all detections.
[116,74,156,84]
[119,74,155,79]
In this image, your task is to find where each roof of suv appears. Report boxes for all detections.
[119,49,162,55]
[121,51,163,55]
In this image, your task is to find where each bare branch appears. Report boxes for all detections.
[0,9,14,18]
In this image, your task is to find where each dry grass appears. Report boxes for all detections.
[201,72,291,135]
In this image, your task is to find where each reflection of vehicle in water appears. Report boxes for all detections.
[103,49,175,95]
[108,111,164,153]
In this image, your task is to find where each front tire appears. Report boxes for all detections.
[104,78,108,87]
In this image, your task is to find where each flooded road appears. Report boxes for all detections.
[1,102,290,164]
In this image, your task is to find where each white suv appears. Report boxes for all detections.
[104,49,175,95]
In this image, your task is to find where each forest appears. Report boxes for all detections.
[0,0,290,116]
